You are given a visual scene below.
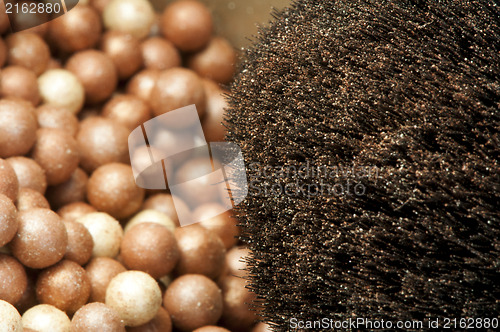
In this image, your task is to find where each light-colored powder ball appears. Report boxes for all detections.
[76,212,123,258]
[38,69,85,114]
[105,271,162,327]
[22,304,71,332]
[124,209,176,233]
[0,300,22,332]
[103,0,155,39]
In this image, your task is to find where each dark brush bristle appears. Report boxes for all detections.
[225,0,499,330]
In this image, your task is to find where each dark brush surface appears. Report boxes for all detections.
[225,0,500,330]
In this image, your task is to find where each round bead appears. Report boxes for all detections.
[38,69,85,114]
[0,254,27,305]
[6,157,47,195]
[63,221,94,266]
[6,32,50,75]
[0,66,40,106]
[105,271,162,327]
[100,31,143,80]
[71,302,125,332]
[22,304,71,332]
[76,212,123,258]
[103,0,155,39]
[0,300,22,332]
[35,104,79,137]
[0,99,37,158]
[187,37,236,84]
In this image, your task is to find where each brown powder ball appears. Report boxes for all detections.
[0,99,37,159]
[16,188,50,211]
[0,300,23,332]
[0,158,19,203]
[150,68,206,126]
[102,94,151,131]
[0,66,40,106]
[71,302,125,332]
[0,254,27,305]
[0,4,9,34]
[127,307,172,332]
[141,37,181,71]
[218,276,259,331]
[87,163,145,219]
[85,257,127,303]
[105,271,162,327]
[0,38,6,68]
[126,69,160,102]
[173,157,219,208]
[6,157,47,195]
[224,247,250,278]
[5,33,50,76]
[48,5,102,53]
[63,221,94,266]
[187,37,236,84]
[100,31,143,80]
[36,260,91,315]
[66,50,118,105]
[46,168,88,210]
[36,105,79,138]
[21,304,71,332]
[57,202,97,223]
[10,208,68,269]
[103,0,155,39]
[121,222,179,279]
[143,193,190,227]
[160,0,213,52]
[194,203,239,250]
[251,323,273,332]
[201,79,228,142]
[174,225,226,279]
[38,69,85,114]
[193,327,231,332]
[0,194,18,247]
[31,128,80,186]
[164,274,223,331]
[77,117,129,173]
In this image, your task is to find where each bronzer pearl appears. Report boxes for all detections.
[0,194,18,247]
[87,163,145,219]
[0,99,37,158]
[48,5,102,53]
[201,79,228,142]
[105,271,162,327]
[0,38,7,68]
[187,37,237,84]
[63,220,94,266]
[77,117,130,173]
[16,188,50,211]
[0,254,27,305]
[141,37,181,71]
[57,202,97,223]
[103,0,156,39]
[22,304,71,332]
[6,33,50,76]
[76,212,123,258]
[71,302,125,332]
[31,128,80,186]
[6,157,47,195]
[10,208,68,269]
[120,222,179,279]
[150,68,206,127]
[100,31,143,80]
[164,274,223,331]
[66,50,118,105]
[0,158,19,203]
[102,94,151,131]
[174,225,226,279]
[143,193,191,227]
[218,276,259,331]
[0,66,40,106]
[46,168,88,210]
[225,246,250,278]
[160,0,213,52]
[36,260,91,315]
[126,69,160,102]
[127,307,172,332]
[38,69,85,114]
[36,104,79,138]
[193,203,239,250]
[0,300,22,332]
[85,257,126,303]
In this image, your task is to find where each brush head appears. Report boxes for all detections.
[225,0,499,328]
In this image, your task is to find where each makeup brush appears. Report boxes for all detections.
[225,0,499,329]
